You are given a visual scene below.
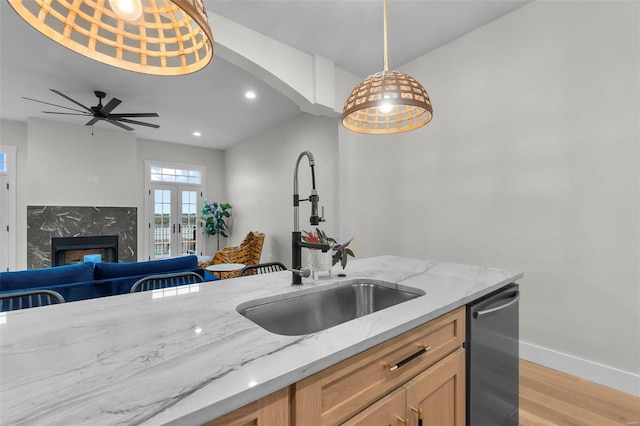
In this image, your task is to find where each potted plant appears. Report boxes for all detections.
[199,198,232,251]
[302,228,355,272]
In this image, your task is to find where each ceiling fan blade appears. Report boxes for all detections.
[42,111,92,116]
[23,97,88,113]
[85,117,101,126]
[117,118,160,129]
[109,112,159,118]
[106,119,134,131]
[101,97,122,115]
[50,89,94,113]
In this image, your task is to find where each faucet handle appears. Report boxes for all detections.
[289,267,311,278]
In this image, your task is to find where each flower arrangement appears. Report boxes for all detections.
[302,228,355,269]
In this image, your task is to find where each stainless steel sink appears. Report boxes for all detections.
[237,279,425,335]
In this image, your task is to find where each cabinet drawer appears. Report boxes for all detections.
[294,307,465,426]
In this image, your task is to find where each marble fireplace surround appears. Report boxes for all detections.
[27,206,137,269]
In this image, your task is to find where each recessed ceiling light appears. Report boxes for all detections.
[245,91,256,100]
[193,131,201,137]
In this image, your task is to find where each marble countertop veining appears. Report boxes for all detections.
[0,255,522,425]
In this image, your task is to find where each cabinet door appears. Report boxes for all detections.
[203,388,289,426]
[295,308,465,425]
[341,388,407,426]
[405,348,465,426]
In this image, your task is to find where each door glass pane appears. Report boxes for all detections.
[154,189,172,258]
[181,190,198,255]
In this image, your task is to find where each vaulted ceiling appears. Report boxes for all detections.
[0,1,530,150]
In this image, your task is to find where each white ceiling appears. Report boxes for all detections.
[0,0,530,150]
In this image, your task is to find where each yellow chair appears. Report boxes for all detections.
[205,232,265,279]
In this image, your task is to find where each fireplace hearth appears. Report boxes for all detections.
[52,236,119,266]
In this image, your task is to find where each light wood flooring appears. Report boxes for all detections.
[519,359,640,426]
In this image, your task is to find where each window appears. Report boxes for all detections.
[0,152,6,172]
[150,166,201,184]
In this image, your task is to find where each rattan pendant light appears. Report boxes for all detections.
[342,0,433,134]
[8,0,213,76]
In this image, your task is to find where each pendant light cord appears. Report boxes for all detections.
[383,0,389,72]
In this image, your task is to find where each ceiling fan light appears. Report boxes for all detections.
[8,0,213,76]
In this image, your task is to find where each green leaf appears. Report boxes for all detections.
[199,198,232,237]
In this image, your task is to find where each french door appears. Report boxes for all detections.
[0,146,16,272]
[0,174,9,271]
[148,184,201,259]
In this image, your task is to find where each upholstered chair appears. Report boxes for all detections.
[205,232,265,279]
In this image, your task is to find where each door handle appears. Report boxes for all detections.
[473,291,520,319]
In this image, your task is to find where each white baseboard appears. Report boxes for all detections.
[520,341,640,397]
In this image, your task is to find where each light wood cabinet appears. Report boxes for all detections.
[294,308,465,425]
[341,387,407,426]
[405,348,466,426]
[202,388,289,426]
[340,348,465,426]
[205,308,465,426]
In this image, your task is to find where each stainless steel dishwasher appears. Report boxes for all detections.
[466,283,520,426]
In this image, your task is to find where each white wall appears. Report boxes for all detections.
[340,0,639,389]
[1,117,225,267]
[225,113,339,266]
[28,118,138,206]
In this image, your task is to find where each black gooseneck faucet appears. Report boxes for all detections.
[292,151,329,285]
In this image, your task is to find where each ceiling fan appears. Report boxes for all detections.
[23,89,160,131]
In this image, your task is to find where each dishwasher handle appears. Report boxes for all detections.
[473,291,520,319]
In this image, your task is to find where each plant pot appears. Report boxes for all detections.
[307,249,332,281]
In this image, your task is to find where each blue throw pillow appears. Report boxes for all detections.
[0,262,95,292]
[94,255,199,280]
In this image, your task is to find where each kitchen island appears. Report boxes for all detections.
[0,255,522,425]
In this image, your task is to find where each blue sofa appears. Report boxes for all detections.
[0,255,219,304]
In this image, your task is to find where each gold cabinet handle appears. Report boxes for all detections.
[388,345,432,371]
[411,406,423,426]
[397,417,410,426]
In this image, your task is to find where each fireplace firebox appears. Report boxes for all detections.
[51,236,119,266]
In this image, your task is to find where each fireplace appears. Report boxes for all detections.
[51,236,119,266]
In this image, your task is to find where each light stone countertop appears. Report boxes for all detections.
[0,255,522,425]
